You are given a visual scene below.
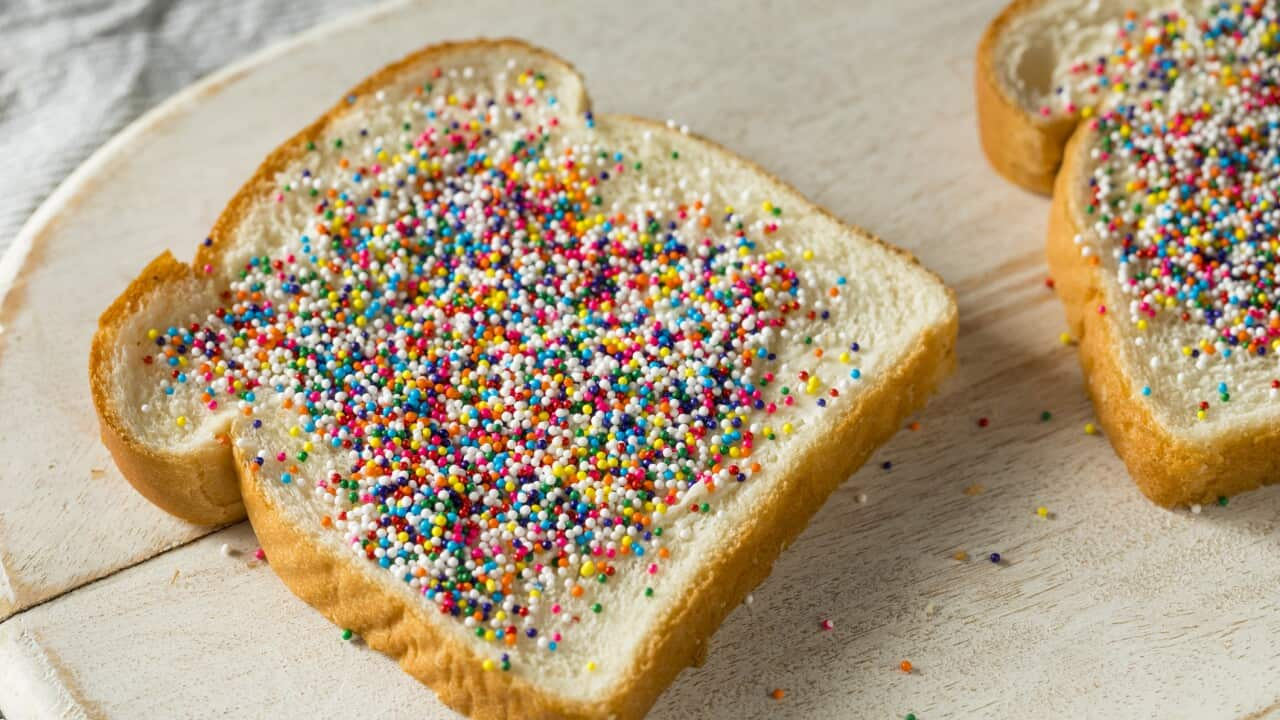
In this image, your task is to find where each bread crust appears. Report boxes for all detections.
[92,37,959,717]
[974,0,1078,195]
[1046,132,1280,507]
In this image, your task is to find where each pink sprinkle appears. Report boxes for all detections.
[820,619,834,631]
[254,548,266,561]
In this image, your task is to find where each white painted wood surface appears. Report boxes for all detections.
[2,0,1278,717]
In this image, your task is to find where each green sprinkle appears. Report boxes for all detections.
[671,151,679,159]
[644,587,654,597]
[1217,496,1229,507]
[334,138,343,149]
[1041,411,1052,421]
[341,629,353,641]
[306,141,316,151]
[591,603,603,613]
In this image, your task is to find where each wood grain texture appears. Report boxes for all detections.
[1,0,1279,717]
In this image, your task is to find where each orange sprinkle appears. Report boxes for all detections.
[770,689,786,700]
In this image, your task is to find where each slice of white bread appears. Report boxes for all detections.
[90,39,957,719]
[977,1,1280,506]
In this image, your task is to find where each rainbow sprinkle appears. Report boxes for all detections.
[1047,2,1280,418]
[139,59,867,669]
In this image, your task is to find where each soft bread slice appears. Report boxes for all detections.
[976,0,1179,194]
[978,1,1280,506]
[91,39,957,718]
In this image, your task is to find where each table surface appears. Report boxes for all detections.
[1,1,1279,718]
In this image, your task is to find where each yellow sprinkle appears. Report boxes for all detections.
[586,662,597,672]
[802,249,814,261]
[1084,423,1097,435]
[1197,410,1207,421]
[782,423,793,435]
[482,659,495,672]
[1036,506,1049,518]
[1059,332,1074,345]
[147,329,159,340]
[580,561,596,578]
[175,416,187,428]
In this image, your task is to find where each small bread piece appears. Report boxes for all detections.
[91,39,957,718]
[979,1,1280,506]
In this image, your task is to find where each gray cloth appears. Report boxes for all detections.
[0,0,381,255]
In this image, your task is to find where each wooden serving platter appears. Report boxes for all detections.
[1,0,1278,717]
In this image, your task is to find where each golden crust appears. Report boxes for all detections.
[1046,132,1280,507]
[92,37,959,717]
[974,0,1078,195]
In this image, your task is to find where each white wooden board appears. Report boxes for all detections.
[1,0,1279,717]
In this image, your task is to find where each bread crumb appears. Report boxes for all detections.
[963,484,985,496]
[169,569,180,585]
